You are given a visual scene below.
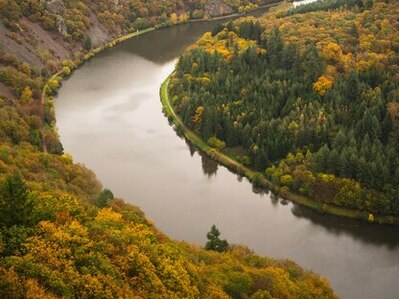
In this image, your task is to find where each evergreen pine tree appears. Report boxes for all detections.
[84,35,92,51]
[205,225,229,252]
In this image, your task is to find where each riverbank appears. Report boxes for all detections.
[40,4,281,153]
[40,27,156,152]
[160,75,399,226]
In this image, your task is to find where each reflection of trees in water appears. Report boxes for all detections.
[228,165,399,247]
[290,204,399,248]
[200,151,218,177]
[166,103,399,249]
[116,6,272,64]
[252,185,269,196]
[248,180,399,248]
[184,138,218,176]
[186,140,196,157]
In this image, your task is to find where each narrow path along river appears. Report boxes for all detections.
[55,11,399,299]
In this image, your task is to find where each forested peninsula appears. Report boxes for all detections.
[0,0,339,298]
[168,0,399,223]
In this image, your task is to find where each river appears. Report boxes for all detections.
[54,9,399,299]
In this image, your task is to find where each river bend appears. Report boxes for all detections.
[55,13,399,299]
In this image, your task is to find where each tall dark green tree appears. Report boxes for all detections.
[205,225,229,253]
[0,173,33,228]
[83,35,92,51]
[266,27,284,68]
[96,188,114,207]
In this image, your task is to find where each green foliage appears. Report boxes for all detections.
[0,119,336,299]
[95,188,114,207]
[0,173,33,228]
[83,35,92,51]
[191,9,204,19]
[171,2,399,216]
[280,174,293,186]
[0,1,338,297]
[132,17,151,31]
[224,271,254,298]
[205,225,229,252]
[208,136,226,150]
[251,290,273,299]
[1,225,32,256]
[283,0,365,17]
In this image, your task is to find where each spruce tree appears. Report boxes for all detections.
[205,225,229,252]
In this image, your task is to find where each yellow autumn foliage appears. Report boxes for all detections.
[192,30,256,60]
[192,106,204,126]
[313,76,334,96]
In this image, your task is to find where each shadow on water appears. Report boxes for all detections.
[174,117,399,249]
[200,151,219,177]
[179,127,399,250]
[291,204,399,248]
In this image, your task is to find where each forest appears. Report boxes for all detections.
[170,0,399,217]
[0,147,336,298]
[0,0,339,298]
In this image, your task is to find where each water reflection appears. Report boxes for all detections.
[116,6,272,65]
[185,134,399,249]
[200,152,219,177]
[291,204,399,248]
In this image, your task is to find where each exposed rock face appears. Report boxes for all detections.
[86,11,111,47]
[204,0,234,17]
[21,18,69,61]
[0,22,44,67]
[44,0,65,14]
[56,15,68,36]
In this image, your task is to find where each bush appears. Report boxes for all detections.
[132,17,151,31]
[207,136,226,150]
[62,67,71,76]
[280,174,293,186]
[224,272,253,299]
[368,213,374,223]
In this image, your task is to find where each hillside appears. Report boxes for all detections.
[0,0,275,95]
[0,152,336,298]
[169,0,399,221]
[0,0,279,152]
[0,0,337,298]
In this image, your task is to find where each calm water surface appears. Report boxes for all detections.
[55,14,399,299]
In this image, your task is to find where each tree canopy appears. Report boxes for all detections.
[205,224,229,252]
[170,0,399,217]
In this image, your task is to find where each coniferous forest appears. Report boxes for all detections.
[170,0,399,218]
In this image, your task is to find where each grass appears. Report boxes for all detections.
[160,75,399,226]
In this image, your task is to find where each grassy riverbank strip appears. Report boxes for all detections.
[160,75,399,225]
